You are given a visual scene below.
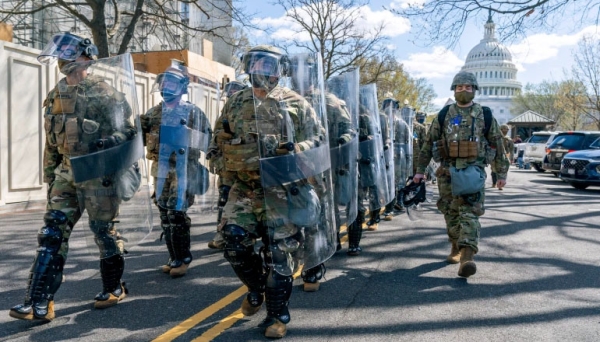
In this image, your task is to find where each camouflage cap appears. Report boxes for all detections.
[500,124,509,131]
[450,71,479,90]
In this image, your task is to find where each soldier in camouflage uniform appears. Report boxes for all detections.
[207,80,247,250]
[286,55,355,292]
[140,64,212,277]
[414,71,509,278]
[491,124,514,189]
[381,98,401,220]
[412,112,427,175]
[209,46,328,338]
[10,33,136,321]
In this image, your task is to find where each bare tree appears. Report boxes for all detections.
[0,0,252,58]
[571,34,600,130]
[358,52,437,112]
[272,0,390,79]
[390,1,600,47]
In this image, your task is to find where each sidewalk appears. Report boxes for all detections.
[0,200,46,215]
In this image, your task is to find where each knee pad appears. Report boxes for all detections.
[89,220,122,259]
[38,210,67,253]
[222,224,253,266]
[168,210,190,227]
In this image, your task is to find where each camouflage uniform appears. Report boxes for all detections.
[417,103,509,254]
[212,83,323,335]
[491,130,514,187]
[140,100,211,274]
[412,121,427,174]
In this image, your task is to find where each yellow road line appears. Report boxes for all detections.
[152,286,247,342]
[191,268,304,341]
[190,309,245,342]
[153,225,356,342]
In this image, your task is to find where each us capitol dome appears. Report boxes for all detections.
[460,13,522,124]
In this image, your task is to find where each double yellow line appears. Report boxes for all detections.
[152,225,353,342]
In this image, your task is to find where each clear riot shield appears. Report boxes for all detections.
[59,54,152,254]
[257,52,336,276]
[326,69,359,228]
[153,65,213,213]
[394,111,411,192]
[381,104,395,204]
[155,101,212,211]
[401,105,415,177]
[358,84,392,208]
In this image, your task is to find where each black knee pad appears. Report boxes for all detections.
[89,220,121,259]
[222,224,265,292]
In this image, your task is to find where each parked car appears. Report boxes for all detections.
[560,137,600,189]
[514,136,531,167]
[543,131,600,175]
[523,131,561,172]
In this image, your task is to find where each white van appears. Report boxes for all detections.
[524,131,561,172]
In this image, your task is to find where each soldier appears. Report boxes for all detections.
[10,33,140,321]
[491,124,514,189]
[358,84,391,234]
[380,99,395,222]
[210,46,336,338]
[381,97,400,221]
[287,55,355,292]
[414,71,509,278]
[412,111,427,175]
[416,111,427,125]
[207,80,248,250]
[140,62,212,277]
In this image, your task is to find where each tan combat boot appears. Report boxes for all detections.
[94,283,127,309]
[169,263,189,277]
[160,261,172,274]
[446,241,461,264]
[241,293,264,316]
[458,247,477,278]
[264,319,287,338]
[9,300,55,321]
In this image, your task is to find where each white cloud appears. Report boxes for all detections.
[509,25,600,70]
[252,3,410,43]
[401,46,464,79]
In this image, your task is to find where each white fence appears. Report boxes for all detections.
[0,40,224,206]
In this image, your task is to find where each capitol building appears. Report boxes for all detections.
[460,13,522,124]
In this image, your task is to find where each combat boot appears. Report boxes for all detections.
[169,212,193,278]
[446,241,461,264]
[159,212,174,273]
[241,291,264,316]
[10,300,55,321]
[95,255,127,309]
[302,264,325,292]
[383,202,394,221]
[208,231,225,250]
[264,319,287,338]
[367,210,380,231]
[458,247,477,278]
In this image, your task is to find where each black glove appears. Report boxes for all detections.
[95,136,119,149]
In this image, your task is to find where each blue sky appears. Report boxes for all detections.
[237,0,600,109]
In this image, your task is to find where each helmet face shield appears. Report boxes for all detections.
[244,51,284,78]
[38,33,97,65]
[224,81,246,98]
[151,69,189,97]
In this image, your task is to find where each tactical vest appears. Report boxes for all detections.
[43,76,124,157]
[438,104,489,165]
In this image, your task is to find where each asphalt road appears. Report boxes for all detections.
[1,166,600,342]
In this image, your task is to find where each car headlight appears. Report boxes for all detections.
[596,165,600,173]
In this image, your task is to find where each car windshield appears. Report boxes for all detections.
[548,134,585,149]
[589,137,600,149]
[529,135,550,144]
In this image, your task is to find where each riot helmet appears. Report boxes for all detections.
[382,98,400,110]
[288,53,318,95]
[401,179,427,207]
[224,81,246,98]
[38,32,98,72]
[152,61,190,103]
[450,71,479,91]
[241,45,289,91]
